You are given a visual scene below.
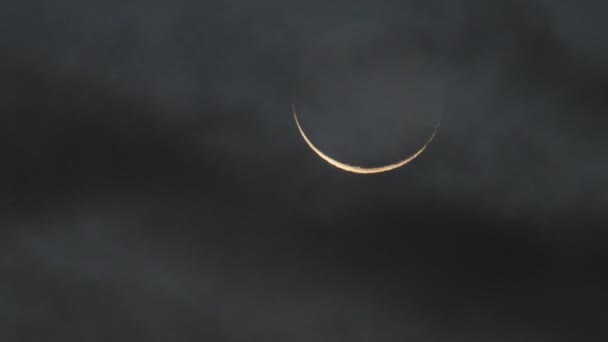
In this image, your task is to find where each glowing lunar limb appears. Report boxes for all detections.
[293,107,439,175]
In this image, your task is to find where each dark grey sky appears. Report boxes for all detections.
[1,1,608,341]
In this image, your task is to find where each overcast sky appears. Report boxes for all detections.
[1,1,608,341]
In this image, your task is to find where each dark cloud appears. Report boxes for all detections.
[1,0,608,341]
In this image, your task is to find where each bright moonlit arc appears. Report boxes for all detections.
[293,107,439,175]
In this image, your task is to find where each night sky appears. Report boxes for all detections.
[2,1,608,341]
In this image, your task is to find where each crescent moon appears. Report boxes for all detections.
[293,107,439,174]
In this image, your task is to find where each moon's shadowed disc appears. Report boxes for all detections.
[293,21,444,173]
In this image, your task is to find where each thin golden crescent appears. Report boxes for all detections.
[293,106,439,174]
